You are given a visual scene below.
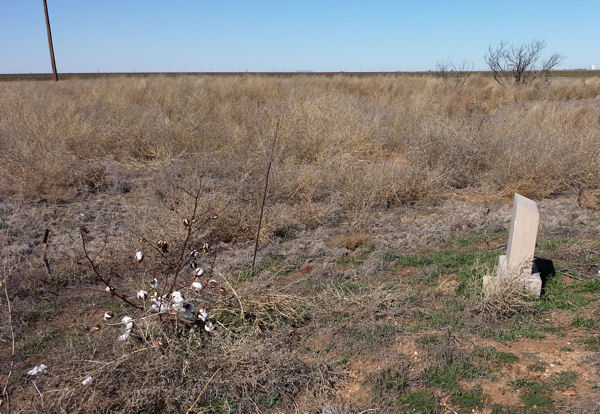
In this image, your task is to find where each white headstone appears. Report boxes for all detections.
[484,193,541,296]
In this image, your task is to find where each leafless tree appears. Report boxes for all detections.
[435,59,473,87]
[484,39,563,87]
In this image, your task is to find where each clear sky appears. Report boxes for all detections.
[1,0,598,73]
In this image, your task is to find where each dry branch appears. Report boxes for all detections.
[252,118,280,270]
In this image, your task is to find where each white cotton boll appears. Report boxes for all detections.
[192,281,203,291]
[105,286,111,292]
[103,311,114,321]
[150,278,158,289]
[137,290,148,300]
[151,298,167,313]
[118,332,130,341]
[181,302,195,319]
[204,321,215,332]
[193,267,204,277]
[121,316,133,331]
[82,376,93,386]
[171,291,184,304]
[198,308,208,322]
[27,364,48,376]
[135,251,144,263]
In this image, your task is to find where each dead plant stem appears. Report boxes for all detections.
[185,368,221,414]
[252,118,280,270]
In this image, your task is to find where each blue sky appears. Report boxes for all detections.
[1,0,598,73]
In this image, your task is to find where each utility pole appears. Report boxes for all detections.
[42,0,58,81]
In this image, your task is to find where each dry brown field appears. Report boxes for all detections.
[1,74,600,413]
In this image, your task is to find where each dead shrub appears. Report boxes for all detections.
[332,232,372,250]
[479,266,538,318]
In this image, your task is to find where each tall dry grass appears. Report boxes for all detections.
[1,74,599,235]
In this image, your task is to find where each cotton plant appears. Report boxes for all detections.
[79,181,237,346]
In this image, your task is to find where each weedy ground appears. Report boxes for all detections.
[1,74,600,413]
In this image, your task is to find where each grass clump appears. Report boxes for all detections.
[453,385,489,413]
[550,371,577,390]
[417,334,439,345]
[476,346,519,364]
[538,277,592,311]
[509,379,553,412]
[397,390,437,414]
[370,366,411,402]
[426,362,487,392]
[575,278,600,293]
[570,315,597,329]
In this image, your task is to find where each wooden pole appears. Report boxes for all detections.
[42,0,58,81]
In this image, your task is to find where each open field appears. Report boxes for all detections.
[1,74,600,412]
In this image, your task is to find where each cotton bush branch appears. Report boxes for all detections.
[80,226,143,310]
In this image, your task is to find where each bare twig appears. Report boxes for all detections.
[41,228,51,275]
[80,228,143,310]
[80,347,150,379]
[185,368,221,414]
[166,181,203,297]
[136,233,173,264]
[252,118,280,270]
[32,380,44,407]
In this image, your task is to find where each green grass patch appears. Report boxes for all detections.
[476,346,519,364]
[537,277,592,311]
[387,249,498,293]
[453,385,489,413]
[539,325,566,337]
[397,390,437,414]
[199,398,239,413]
[536,239,570,253]
[480,320,545,342]
[417,334,438,345]
[332,281,368,294]
[335,254,367,266]
[576,336,600,351]
[575,278,600,293]
[238,255,295,281]
[570,315,597,329]
[21,331,57,357]
[509,379,553,411]
[257,392,281,409]
[528,363,547,373]
[371,368,410,401]
[490,404,520,414]
[415,310,464,329]
[550,371,577,390]
[426,362,488,392]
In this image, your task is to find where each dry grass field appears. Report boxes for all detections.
[1,74,600,413]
